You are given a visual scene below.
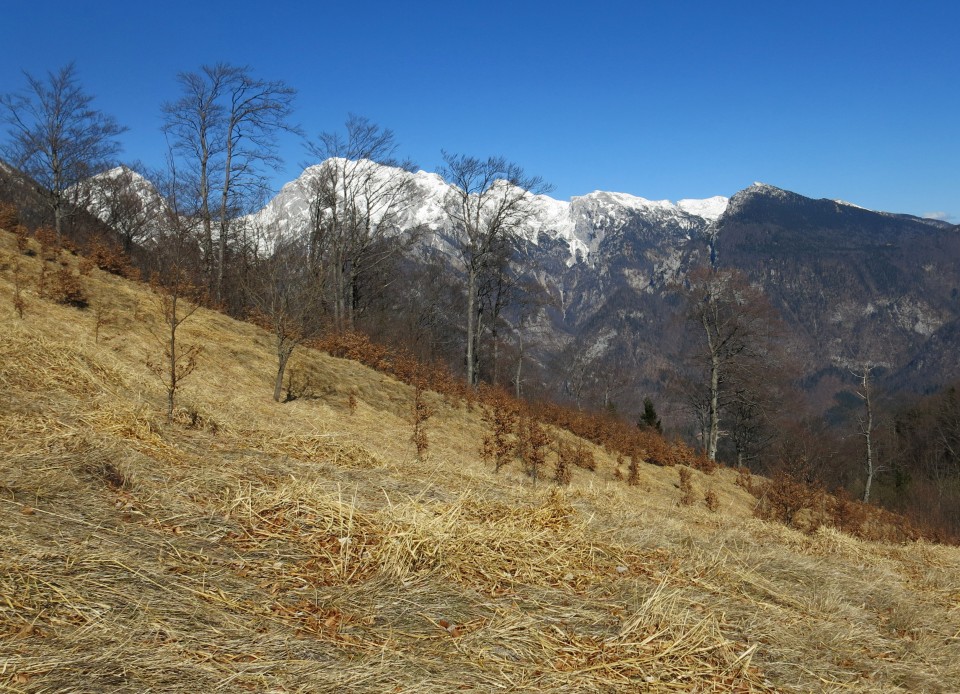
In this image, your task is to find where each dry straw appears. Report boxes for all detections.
[2,228,960,691]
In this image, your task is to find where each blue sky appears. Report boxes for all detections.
[2,1,958,220]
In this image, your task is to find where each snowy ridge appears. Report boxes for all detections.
[252,159,729,264]
[79,166,168,226]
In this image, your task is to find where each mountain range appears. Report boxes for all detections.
[29,159,960,417]
[249,163,959,413]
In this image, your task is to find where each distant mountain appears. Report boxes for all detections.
[247,162,960,412]
[251,159,728,266]
[53,156,959,414]
[714,182,960,398]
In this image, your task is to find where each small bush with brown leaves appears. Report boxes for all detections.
[627,453,641,486]
[828,488,866,535]
[734,466,754,492]
[554,441,572,486]
[12,259,26,319]
[754,471,821,528]
[36,226,60,262]
[678,467,696,506]
[704,488,720,512]
[0,202,17,230]
[570,441,596,471]
[14,225,32,255]
[480,388,520,472]
[53,266,88,308]
[87,238,138,278]
[518,415,550,484]
[411,380,433,460]
[691,452,718,474]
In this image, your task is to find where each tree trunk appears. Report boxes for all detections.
[274,346,292,402]
[465,267,477,387]
[514,334,523,400]
[707,352,721,461]
[861,369,875,503]
[167,295,178,422]
[53,199,64,241]
[216,134,235,306]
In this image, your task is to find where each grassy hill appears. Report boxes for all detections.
[2,227,960,693]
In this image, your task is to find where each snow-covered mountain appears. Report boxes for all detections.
[61,159,960,411]
[250,159,729,266]
[77,165,169,244]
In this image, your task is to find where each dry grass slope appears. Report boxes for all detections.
[2,228,960,692]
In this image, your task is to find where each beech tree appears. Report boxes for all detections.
[88,165,162,252]
[144,163,204,421]
[302,115,418,331]
[0,63,126,240]
[248,235,327,401]
[439,152,550,386]
[852,365,886,503]
[163,63,298,304]
[679,267,781,461]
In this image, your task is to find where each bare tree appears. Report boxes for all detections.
[87,165,162,252]
[302,115,418,330]
[248,234,327,401]
[438,152,550,386]
[144,172,204,422]
[679,267,781,461]
[163,63,298,304]
[0,63,126,240]
[852,365,884,503]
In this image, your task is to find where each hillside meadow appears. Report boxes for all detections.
[2,228,960,692]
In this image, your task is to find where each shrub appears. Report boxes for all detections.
[14,225,31,255]
[519,415,550,484]
[554,442,572,486]
[11,259,26,319]
[87,238,137,278]
[828,488,865,535]
[0,202,17,230]
[627,453,641,486]
[411,374,433,460]
[570,440,596,471]
[678,467,696,506]
[36,226,60,262]
[53,266,88,308]
[754,471,821,528]
[78,256,95,276]
[704,488,720,512]
[691,452,718,474]
[480,388,519,472]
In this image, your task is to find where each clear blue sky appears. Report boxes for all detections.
[2,1,957,220]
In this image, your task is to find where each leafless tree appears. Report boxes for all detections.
[144,160,205,421]
[87,165,162,252]
[302,115,418,331]
[679,267,782,461]
[438,152,550,386]
[248,234,327,401]
[852,365,885,503]
[0,63,126,240]
[163,63,298,304]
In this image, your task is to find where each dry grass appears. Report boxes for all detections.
[2,228,960,692]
